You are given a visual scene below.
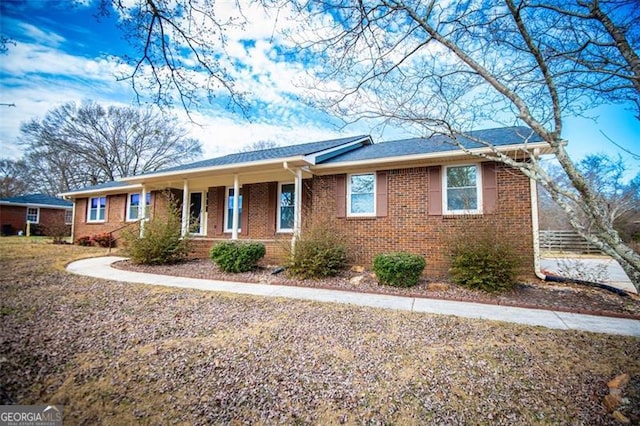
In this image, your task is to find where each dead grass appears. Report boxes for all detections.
[1,238,639,424]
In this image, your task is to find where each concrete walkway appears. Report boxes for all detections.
[66,256,640,337]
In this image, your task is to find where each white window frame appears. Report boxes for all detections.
[347,172,376,217]
[26,207,39,223]
[64,209,73,225]
[224,186,242,233]
[277,182,295,233]
[126,192,151,222]
[87,196,106,223]
[188,191,206,236]
[443,164,482,215]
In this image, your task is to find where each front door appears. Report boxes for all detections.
[189,192,205,235]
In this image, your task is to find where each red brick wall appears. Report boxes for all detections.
[1,205,69,236]
[74,192,159,243]
[0,205,25,235]
[70,163,535,278]
[307,163,534,278]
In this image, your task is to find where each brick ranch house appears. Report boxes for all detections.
[60,126,551,278]
[0,194,73,236]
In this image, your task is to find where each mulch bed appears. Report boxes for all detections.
[113,259,640,319]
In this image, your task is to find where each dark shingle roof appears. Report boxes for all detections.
[0,193,72,207]
[65,180,132,194]
[321,127,544,164]
[142,135,370,175]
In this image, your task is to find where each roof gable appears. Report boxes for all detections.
[142,135,371,175]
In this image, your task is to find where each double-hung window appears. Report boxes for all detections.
[444,164,481,214]
[127,192,151,221]
[88,196,106,222]
[278,183,295,232]
[225,187,243,232]
[347,173,376,216]
[64,209,73,225]
[26,207,39,223]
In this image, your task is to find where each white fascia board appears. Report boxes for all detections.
[119,156,310,183]
[59,184,143,198]
[0,201,72,210]
[311,142,552,171]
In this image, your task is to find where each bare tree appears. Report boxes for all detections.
[97,0,248,117]
[541,154,640,235]
[282,0,640,289]
[0,159,35,197]
[19,101,202,193]
[239,140,279,152]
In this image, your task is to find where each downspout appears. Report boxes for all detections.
[530,169,628,296]
[70,199,76,243]
[530,175,546,280]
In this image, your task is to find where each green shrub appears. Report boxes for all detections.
[209,241,266,273]
[76,236,92,246]
[122,193,190,265]
[449,233,520,292]
[287,226,348,279]
[372,252,425,287]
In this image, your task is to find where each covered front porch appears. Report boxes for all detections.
[126,159,314,257]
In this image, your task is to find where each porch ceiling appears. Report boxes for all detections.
[139,166,314,191]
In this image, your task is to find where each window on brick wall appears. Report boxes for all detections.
[278,183,295,232]
[88,196,106,222]
[443,164,482,214]
[347,173,376,216]
[127,192,151,221]
[224,187,242,232]
[26,207,39,223]
[64,209,72,224]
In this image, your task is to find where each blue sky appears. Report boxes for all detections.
[1,0,638,178]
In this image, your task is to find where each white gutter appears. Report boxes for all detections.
[0,201,72,210]
[530,176,546,280]
[59,184,142,198]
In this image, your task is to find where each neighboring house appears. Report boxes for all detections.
[60,126,551,278]
[0,194,73,236]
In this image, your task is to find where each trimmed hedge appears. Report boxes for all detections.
[373,252,425,287]
[210,241,266,273]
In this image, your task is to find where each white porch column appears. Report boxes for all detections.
[231,174,240,240]
[181,180,189,237]
[139,185,147,237]
[292,168,303,248]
